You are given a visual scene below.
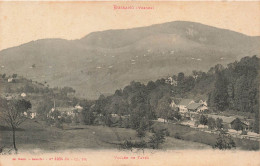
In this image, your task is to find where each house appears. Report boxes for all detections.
[23,111,36,119]
[21,93,26,97]
[7,78,13,83]
[48,106,82,119]
[187,102,208,113]
[230,118,249,131]
[111,113,119,118]
[74,104,83,110]
[31,112,37,119]
[207,114,235,129]
[177,99,195,113]
[58,107,76,116]
[187,103,203,112]
[23,112,28,116]
[206,114,249,130]
[165,76,177,86]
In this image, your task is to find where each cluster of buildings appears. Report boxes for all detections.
[170,98,252,131]
[207,114,251,131]
[171,99,208,115]
[47,104,83,120]
[23,111,37,119]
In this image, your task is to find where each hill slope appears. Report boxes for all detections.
[0,21,259,99]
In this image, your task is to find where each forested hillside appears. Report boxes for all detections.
[92,56,259,133]
[208,56,259,132]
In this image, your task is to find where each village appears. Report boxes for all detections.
[4,92,260,142]
[1,74,260,143]
[160,98,260,141]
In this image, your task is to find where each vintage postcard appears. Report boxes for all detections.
[0,1,259,166]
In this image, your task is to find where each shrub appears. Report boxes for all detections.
[148,129,166,149]
[213,130,236,150]
[199,114,208,125]
[174,132,183,140]
[207,117,216,130]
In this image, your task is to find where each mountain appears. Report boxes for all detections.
[0,21,259,99]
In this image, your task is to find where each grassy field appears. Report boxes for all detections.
[0,119,210,152]
[1,119,258,152]
[152,122,259,151]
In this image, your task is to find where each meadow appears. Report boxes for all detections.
[153,122,259,150]
[0,119,210,152]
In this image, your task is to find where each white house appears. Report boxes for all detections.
[111,114,119,118]
[58,107,74,116]
[7,78,13,83]
[74,104,83,110]
[31,112,37,119]
[21,93,26,97]
[48,107,80,119]
[23,111,36,119]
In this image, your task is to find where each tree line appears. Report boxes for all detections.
[208,56,259,133]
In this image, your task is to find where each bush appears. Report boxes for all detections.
[207,117,216,130]
[199,115,208,125]
[104,114,113,127]
[165,129,170,136]
[174,132,183,140]
[213,130,236,150]
[148,129,166,149]
[136,128,146,139]
[216,118,224,130]
[122,117,130,128]
[81,109,95,125]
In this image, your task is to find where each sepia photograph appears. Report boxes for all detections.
[0,1,259,166]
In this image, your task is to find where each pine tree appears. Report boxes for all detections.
[212,72,229,111]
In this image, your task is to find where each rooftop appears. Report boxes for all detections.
[187,103,202,110]
[207,114,237,124]
[178,99,194,106]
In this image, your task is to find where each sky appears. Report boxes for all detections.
[0,1,260,51]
